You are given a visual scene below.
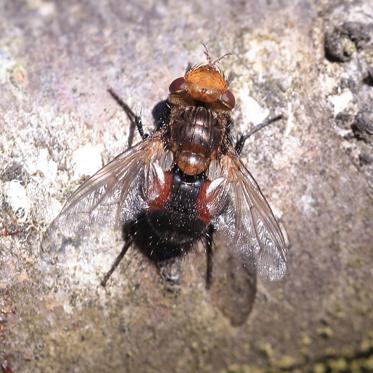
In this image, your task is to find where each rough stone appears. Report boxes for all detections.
[0,1,372,372]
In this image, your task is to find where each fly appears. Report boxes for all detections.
[43,46,288,325]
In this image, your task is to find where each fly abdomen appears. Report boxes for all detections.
[146,171,207,245]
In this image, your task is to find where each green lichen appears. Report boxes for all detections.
[316,327,333,339]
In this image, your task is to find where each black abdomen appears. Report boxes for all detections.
[146,171,207,245]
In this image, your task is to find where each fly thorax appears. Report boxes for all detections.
[170,106,224,176]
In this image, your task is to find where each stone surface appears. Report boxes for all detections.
[1,0,372,372]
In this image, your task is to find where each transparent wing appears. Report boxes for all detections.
[208,151,288,280]
[42,135,171,252]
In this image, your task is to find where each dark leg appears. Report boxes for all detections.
[205,225,215,289]
[235,114,283,155]
[108,88,149,146]
[101,238,132,287]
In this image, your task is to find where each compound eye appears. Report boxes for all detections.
[220,90,235,109]
[169,77,186,93]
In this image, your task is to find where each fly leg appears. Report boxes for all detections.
[205,225,215,289]
[101,238,133,287]
[108,88,149,147]
[235,114,283,155]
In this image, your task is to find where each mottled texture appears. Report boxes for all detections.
[0,0,372,372]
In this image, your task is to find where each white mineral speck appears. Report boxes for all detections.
[239,84,269,126]
[37,148,57,180]
[297,192,316,217]
[23,148,58,182]
[71,144,103,178]
[3,180,31,221]
[38,2,56,17]
[328,90,354,116]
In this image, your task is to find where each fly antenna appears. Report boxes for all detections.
[212,52,233,65]
[202,43,232,66]
[202,42,213,64]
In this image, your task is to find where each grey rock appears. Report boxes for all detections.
[1,1,372,372]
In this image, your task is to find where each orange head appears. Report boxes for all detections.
[168,51,235,111]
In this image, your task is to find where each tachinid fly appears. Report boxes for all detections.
[42,47,288,325]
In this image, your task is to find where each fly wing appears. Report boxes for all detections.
[207,151,288,281]
[42,135,172,252]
